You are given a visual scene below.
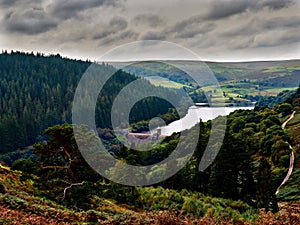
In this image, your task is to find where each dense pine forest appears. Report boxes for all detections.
[0,51,178,153]
[0,52,300,224]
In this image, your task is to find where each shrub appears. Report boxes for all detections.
[0,182,6,194]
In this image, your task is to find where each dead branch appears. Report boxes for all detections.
[60,181,85,201]
[41,165,68,169]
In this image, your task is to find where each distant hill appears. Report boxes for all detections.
[208,60,300,86]
[119,59,300,88]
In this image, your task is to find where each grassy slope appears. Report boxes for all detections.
[144,76,187,89]
[278,110,300,201]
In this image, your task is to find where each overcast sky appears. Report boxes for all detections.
[0,0,300,62]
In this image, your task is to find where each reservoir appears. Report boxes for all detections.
[158,106,254,136]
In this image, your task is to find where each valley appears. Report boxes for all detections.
[0,52,299,224]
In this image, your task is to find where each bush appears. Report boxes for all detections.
[0,182,6,194]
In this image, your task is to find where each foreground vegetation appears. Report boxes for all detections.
[1,162,300,224]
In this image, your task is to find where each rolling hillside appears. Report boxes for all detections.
[120,60,300,87]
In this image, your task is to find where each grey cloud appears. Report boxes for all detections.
[133,14,164,27]
[206,1,253,20]
[262,16,300,30]
[3,9,57,35]
[166,15,202,34]
[93,30,114,40]
[223,15,300,39]
[164,0,296,40]
[0,0,18,7]
[228,37,256,50]
[118,30,138,39]
[164,15,215,39]
[109,16,128,30]
[253,30,300,48]
[206,0,296,20]
[175,23,216,39]
[93,16,128,40]
[222,19,259,38]
[100,30,138,45]
[48,0,122,19]
[141,31,165,40]
[260,0,295,10]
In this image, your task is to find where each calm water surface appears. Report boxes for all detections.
[159,106,254,136]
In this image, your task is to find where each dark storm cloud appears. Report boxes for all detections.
[133,14,164,27]
[206,0,296,20]
[48,0,122,19]
[3,9,58,35]
[93,16,128,40]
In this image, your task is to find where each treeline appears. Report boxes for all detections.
[0,52,180,153]
[244,89,295,107]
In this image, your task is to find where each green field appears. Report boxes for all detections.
[200,83,297,104]
[144,76,187,89]
[263,66,300,73]
[288,112,300,126]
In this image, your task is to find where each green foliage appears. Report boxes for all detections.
[11,158,38,181]
[275,103,293,117]
[0,148,36,166]
[137,186,257,222]
[33,124,102,206]
[12,158,37,175]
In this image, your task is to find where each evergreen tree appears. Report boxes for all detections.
[256,159,278,212]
